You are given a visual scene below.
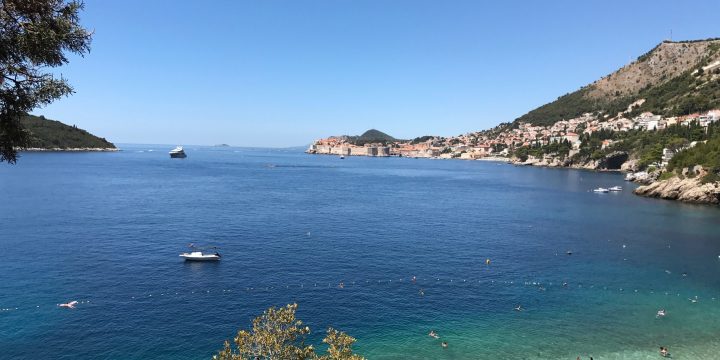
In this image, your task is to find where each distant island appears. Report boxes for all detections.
[20,115,117,152]
[308,39,720,204]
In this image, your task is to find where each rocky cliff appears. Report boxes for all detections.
[634,176,720,204]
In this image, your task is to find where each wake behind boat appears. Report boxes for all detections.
[169,146,187,158]
[180,244,220,261]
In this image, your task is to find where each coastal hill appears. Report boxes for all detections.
[349,129,397,145]
[21,115,116,150]
[515,39,720,127]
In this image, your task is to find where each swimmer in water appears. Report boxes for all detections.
[441,342,448,348]
[428,330,439,339]
[58,300,78,309]
[338,282,344,289]
[411,276,416,283]
[514,304,523,311]
[656,309,666,318]
[419,289,425,296]
[660,346,669,357]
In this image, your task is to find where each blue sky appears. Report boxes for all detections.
[38,0,720,147]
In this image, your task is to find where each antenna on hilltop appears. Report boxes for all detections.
[670,29,673,42]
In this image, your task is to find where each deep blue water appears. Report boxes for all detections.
[1,145,720,359]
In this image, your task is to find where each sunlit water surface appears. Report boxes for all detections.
[1,146,719,359]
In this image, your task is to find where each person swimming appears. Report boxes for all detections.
[58,300,78,309]
[656,309,666,318]
[419,289,425,296]
[441,342,448,348]
[428,330,439,339]
[514,304,523,311]
[660,346,669,357]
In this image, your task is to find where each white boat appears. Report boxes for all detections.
[179,250,220,261]
[593,187,609,193]
[609,186,623,192]
[180,245,220,261]
[340,155,345,159]
[169,146,187,158]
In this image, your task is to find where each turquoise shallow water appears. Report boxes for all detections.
[1,145,719,359]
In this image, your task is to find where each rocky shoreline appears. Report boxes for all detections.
[504,156,720,205]
[634,176,720,205]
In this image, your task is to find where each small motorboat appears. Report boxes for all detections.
[609,186,622,192]
[169,146,187,158]
[593,187,609,193]
[179,251,220,261]
[180,245,220,261]
[340,155,345,159]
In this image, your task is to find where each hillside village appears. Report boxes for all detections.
[308,107,720,164]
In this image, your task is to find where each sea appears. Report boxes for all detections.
[1,144,719,360]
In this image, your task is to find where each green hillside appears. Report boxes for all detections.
[666,127,720,183]
[349,129,397,145]
[514,39,720,127]
[21,115,116,149]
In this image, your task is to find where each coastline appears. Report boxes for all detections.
[634,175,720,204]
[310,150,629,173]
[21,147,119,152]
[307,150,720,205]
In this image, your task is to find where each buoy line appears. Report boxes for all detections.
[1,275,717,315]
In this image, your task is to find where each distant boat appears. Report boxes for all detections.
[180,245,220,261]
[609,186,623,192]
[340,155,345,159]
[593,187,609,193]
[169,146,186,158]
